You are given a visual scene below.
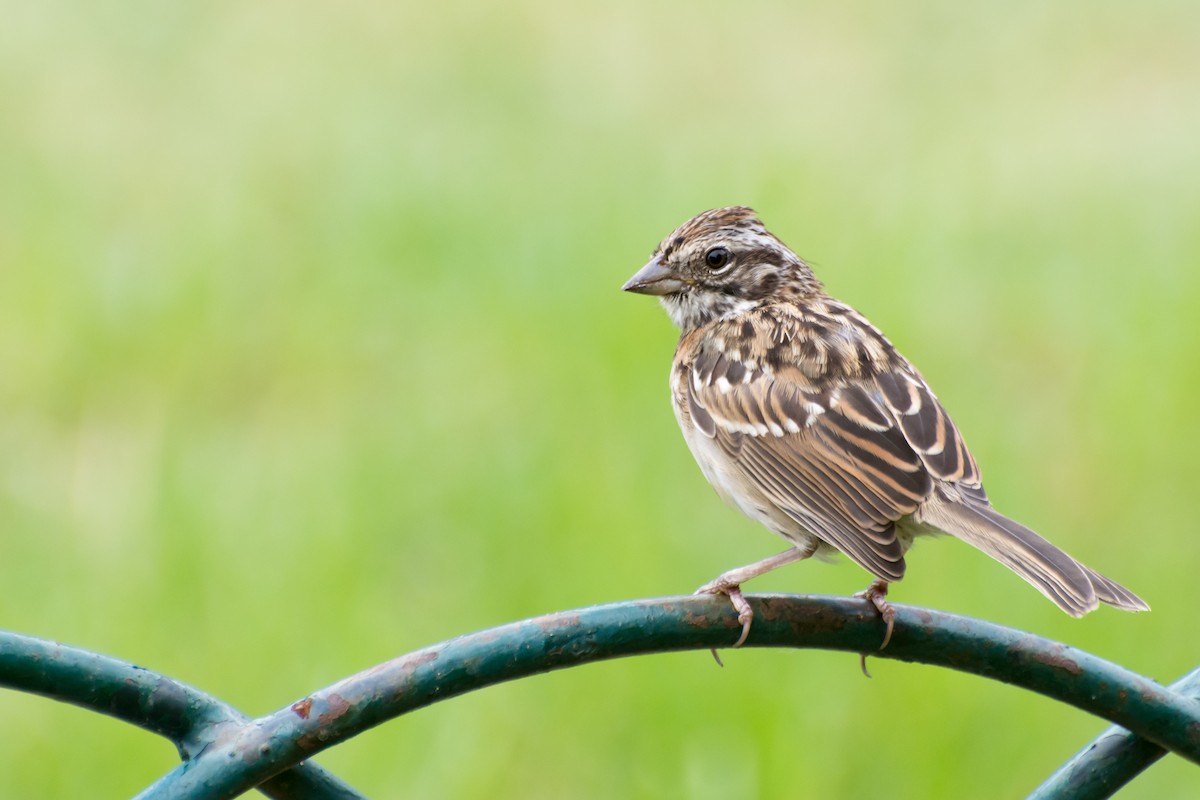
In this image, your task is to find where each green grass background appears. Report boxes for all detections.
[2,1,1198,796]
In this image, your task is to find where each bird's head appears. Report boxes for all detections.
[622,207,822,331]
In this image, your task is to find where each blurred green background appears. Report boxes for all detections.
[2,1,1198,796]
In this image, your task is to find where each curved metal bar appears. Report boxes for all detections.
[1028,666,1200,799]
[133,595,1200,800]
[0,631,365,800]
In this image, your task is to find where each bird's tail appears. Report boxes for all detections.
[919,494,1149,617]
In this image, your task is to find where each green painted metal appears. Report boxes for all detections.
[1029,666,1200,799]
[0,631,365,800]
[122,595,1200,800]
[3,596,1196,798]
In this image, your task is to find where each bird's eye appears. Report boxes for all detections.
[704,247,731,270]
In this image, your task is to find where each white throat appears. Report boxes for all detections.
[660,292,760,331]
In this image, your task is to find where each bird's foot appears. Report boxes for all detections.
[695,577,754,654]
[855,579,895,650]
[694,547,817,664]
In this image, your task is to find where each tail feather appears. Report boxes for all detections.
[1083,565,1150,611]
[919,495,1147,616]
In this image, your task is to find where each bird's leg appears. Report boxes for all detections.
[696,544,816,649]
[855,579,895,650]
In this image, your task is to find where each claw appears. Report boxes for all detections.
[696,579,755,652]
[855,579,895,650]
[728,587,754,648]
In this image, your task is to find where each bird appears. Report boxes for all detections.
[622,206,1148,650]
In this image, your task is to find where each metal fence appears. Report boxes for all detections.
[2,595,1196,799]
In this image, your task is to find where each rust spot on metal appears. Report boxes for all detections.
[534,612,584,631]
[1035,648,1083,676]
[318,693,351,725]
[406,650,439,668]
[367,648,439,678]
[682,607,726,629]
[295,696,352,751]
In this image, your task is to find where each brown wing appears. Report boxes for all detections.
[686,348,978,582]
[873,371,980,486]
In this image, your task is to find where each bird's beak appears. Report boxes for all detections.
[622,255,683,295]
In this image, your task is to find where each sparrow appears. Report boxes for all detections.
[623,206,1148,649]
